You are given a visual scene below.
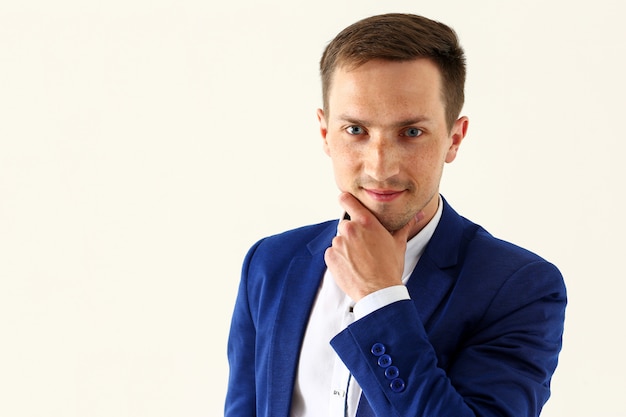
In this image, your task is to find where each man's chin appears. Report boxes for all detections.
[353,193,415,231]
[372,211,412,233]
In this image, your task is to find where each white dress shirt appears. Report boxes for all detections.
[290,198,443,417]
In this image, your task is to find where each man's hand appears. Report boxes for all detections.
[324,193,421,302]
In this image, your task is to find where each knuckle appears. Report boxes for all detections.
[341,221,357,236]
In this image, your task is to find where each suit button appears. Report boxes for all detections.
[377,354,392,368]
[390,378,406,393]
[370,343,386,356]
[384,366,399,380]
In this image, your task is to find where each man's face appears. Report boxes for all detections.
[318,58,468,236]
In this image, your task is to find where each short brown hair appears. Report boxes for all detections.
[320,13,466,130]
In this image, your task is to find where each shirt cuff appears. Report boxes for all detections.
[352,285,410,320]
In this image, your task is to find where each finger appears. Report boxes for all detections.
[338,192,375,224]
[336,214,355,237]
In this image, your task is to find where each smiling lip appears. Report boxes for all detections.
[364,188,405,202]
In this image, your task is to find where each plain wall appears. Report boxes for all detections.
[1,0,624,415]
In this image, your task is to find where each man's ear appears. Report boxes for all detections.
[317,108,330,156]
[445,116,469,163]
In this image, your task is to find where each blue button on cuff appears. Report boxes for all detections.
[370,343,405,392]
[384,365,399,380]
[377,354,392,368]
[390,378,406,393]
[371,343,386,356]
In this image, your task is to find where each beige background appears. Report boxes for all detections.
[1,0,624,416]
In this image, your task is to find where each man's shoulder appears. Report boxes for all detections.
[450,211,562,283]
[269,219,337,240]
[439,199,560,271]
[262,219,337,246]
[436,205,565,308]
[245,219,337,262]
[466,217,552,264]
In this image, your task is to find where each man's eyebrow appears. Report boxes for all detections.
[336,115,369,126]
[393,117,432,127]
[336,114,432,127]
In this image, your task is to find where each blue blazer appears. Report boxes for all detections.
[225,198,566,417]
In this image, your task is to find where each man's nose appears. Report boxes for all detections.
[363,136,400,182]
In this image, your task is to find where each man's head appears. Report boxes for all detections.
[320,13,465,131]
[317,14,469,237]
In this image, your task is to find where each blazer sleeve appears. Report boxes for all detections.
[224,240,262,417]
[330,260,566,417]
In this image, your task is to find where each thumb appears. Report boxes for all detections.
[392,211,425,243]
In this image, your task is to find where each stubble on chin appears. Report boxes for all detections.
[352,178,417,233]
[372,209,414,233]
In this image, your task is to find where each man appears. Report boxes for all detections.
[225,13,566,417]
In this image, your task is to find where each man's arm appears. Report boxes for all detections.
[325,193,566,416]
[331,259,566,417]
[224,241,262,417]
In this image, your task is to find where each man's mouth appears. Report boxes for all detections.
[363,188,405,202]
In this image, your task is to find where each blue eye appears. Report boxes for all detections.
[403,127,423,137]
[346,125,365,135]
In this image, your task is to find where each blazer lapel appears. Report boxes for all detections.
[267,222,337,417]
[406,198,465,328]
